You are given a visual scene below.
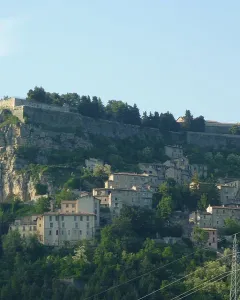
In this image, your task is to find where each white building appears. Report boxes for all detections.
[61,194,100,227]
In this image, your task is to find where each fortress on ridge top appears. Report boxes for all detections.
[1,97,240,150]
[0,97,70,114]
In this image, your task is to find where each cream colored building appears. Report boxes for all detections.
[37,212,95,246]
[9,215,39,238]
[200,205,240,229]
[85,158,104,172]
[61,194,100,227]
[93,187,152,217]
[105,172,160,190]
[164,145,183,159]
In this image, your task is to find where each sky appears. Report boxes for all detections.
[0,0,240,122]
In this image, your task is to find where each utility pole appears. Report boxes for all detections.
[230,234,240,300]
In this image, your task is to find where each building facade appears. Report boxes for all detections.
[200,205,240,229]
[37,212,95,246]
[164,145,183,159]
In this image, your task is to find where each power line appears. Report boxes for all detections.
[171,271,231,300]
[136,264,232,300]
[83,231,240,300]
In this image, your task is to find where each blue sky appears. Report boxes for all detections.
[0,0,240,122]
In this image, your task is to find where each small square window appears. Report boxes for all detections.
[75,223,78,228]
[50,223,53,228]
[62,223,65,228]
[79,230,82,235]
[49,230,52,235]
[56,230,58,235]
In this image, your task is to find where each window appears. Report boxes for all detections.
[61,216,64,221]
[9,226,12,230]
[39,223,41,227]
[62,230,64,235]
[72,204,75,208]
[55,216,59,221]
[79,230,82,235]
[68,230,70,235]
[213,231,215,235]
[33,226,36,231]
[23,226,25,231]
[217,221,219,224]
[56,230,58,235]
[29,226,32,231]
[115,197,117,200]
[74,216,77,221]
[49,230,52,235]
[213,237,215,242]
[49,216,52,221]
[66,204,69,208]
[87,216,89,221]
[62,223,65,228]
[87,223,90,229]
[209,243,211,246]
[50,223,53,228]
[75,223,78,228]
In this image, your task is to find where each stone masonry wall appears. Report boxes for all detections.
[22,106,162,139]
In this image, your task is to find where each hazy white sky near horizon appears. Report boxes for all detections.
[0,0,240,122]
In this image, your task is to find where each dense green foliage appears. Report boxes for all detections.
[0,206,231,300]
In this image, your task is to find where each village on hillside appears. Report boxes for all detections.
[9,141,238,251]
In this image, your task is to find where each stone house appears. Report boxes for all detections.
[85,158,104,172]
[199,205,240,229]
[93,187,152,217]
[217,180,240,205]
[203,228,218,249]
[138,162,165,180]
[105,172,160,190]
[164,145,183,159]
[9,215,39,238]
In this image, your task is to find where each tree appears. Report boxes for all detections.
[93,164,111,180]
[35,183,48,195]
[35,197,50,213]
[191,116,205,132]
[27,86,49,103]
[229,124,240,135]
[198,193,208,211]
[157,195,173,220]
[224,218,240,235]
[192,227,208,246]
[182,110,193,131]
